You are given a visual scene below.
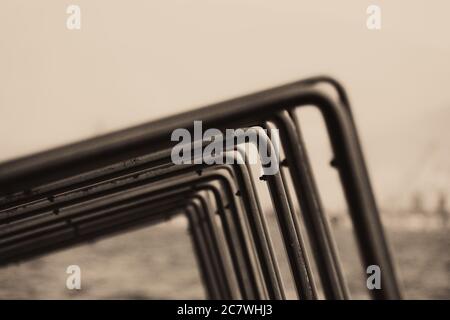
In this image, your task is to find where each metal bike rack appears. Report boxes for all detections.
[0,161,272,300]
[0,76,401,300]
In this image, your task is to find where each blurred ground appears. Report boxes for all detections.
[0,214,448,300]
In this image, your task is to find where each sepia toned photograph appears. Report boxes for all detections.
[0,0,448,305]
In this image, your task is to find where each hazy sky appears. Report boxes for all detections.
[1,1,449,209]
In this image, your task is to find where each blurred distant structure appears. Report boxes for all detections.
[410,192,426,215]
[435,193,449,228]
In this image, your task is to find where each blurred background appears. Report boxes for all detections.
[0,0,448,299]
